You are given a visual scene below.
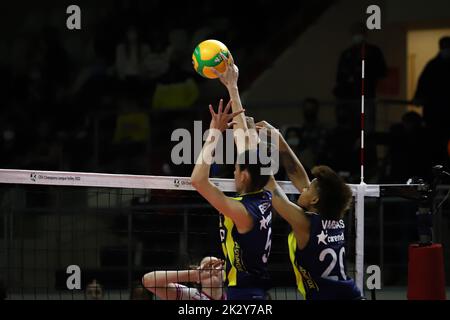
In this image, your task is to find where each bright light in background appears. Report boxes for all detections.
[407,28,450,113]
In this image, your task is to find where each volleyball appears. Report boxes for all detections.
[192,39,230,79]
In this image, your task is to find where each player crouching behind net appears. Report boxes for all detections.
[142,256,226,300]
[257,121,363,300]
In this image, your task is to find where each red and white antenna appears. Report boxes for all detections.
[355,41,367,294]
[360,43,366,183]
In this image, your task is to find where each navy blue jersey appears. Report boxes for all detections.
[219,190,272,289]
[288,212,362,300]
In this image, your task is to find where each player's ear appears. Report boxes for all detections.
[241,170,250,184]
[311,196,319,206]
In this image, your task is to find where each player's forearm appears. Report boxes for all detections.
[228,86,246,122]
[265,177,292,220]
[143,270,199,288]
[271,184,293,217]
[270,182,306,230]
[279,140,310,190]
[191,132,219,185]
[265,178,295,220]
[227,86,250,153]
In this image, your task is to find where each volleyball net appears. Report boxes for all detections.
[0,169,447,300]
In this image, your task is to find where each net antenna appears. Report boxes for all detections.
[355,41,366,295]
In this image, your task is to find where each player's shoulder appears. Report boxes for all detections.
[243,189,271,200]
[262,189,272,200]
[304,211,322,231]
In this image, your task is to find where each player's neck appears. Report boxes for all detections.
[237,185,249,195]
[305,204,318,213]
[238,188,262,196]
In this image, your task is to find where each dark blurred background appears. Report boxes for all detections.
[0,0,449,182]
[0,0,450,297]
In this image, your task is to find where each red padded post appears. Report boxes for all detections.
[408,243,446,300]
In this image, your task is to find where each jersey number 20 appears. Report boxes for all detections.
[319,247,347,281]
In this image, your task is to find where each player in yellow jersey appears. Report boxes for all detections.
[257,121,363,300]
[191,55,273,300]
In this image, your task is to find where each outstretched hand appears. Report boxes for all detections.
[255,120,277,132]
[212,52,239,89]
[256,120,289,152]
[246,116,256,129]
[209,99,245,132]
[200,258,225,271]
[198,258,225,279]
[255,120,281,138]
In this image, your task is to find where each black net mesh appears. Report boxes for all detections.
[3,181,444,300]
[0,184,306,300]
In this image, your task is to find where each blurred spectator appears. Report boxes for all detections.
[386,111,432,182]
[115,25,154,100]
[284,127,302,159]
[324,105,359,181]
[115,25,152,81]
[152,29,199,110]
[18,27,70,124]
[297,98,328,169]
[334,22,387,133]
[414,36,450,167]
[69,39,115,98]
[93,6,123,67]
[274,126,305,194]
[23,120,62,170]
[85,279,104,300]
[111,95,150,173]
[113,101,150,144]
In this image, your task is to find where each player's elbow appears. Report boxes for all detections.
[191,176,200,189]
[142,272,156,291]
[190,174,205,190]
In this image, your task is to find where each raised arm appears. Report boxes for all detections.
[191,100,253,233]
[256,121,310,192]
[265,176,310,249]
[213,53,257,152]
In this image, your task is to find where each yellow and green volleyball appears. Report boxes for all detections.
[192,39,230,79]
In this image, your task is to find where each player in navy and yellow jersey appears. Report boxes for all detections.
[191,54,273,300]
[219,173,272,300]
[257,121,363,300]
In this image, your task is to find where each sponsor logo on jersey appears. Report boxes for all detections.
[321,220,345,230]
[299,265,319,291]
[327,232,345,243]
[234,243,245,272]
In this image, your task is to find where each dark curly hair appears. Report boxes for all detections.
[236,149,271,192]
[312,165,353,220]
